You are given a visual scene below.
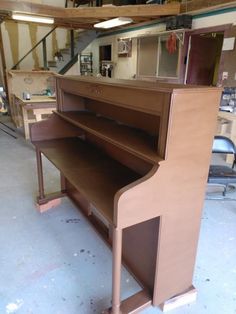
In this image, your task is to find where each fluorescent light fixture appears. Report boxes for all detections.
[12,13,54,24]
[94,17,133,29]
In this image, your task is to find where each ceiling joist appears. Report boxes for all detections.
[63,3,180,19]
[0,1,180,29]
[0,1,236,30]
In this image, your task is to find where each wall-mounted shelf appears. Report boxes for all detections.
[79,52,93,76]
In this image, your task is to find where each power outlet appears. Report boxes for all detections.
[222,72,228,80]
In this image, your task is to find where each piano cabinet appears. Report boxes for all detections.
[30,76,222,313]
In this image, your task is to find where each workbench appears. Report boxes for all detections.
[7,70,56,128]
[15,95,56,139]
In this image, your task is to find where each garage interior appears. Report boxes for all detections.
[0,1,236,314]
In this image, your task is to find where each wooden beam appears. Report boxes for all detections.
[1,0,236,26]
[0,1,179,20]
[55,22,95,29]
[64,3,180,19]
[180,0,236,14]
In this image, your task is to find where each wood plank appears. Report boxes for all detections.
[104,290,152,313]
[15,95,56,104]
[55,111,161,164]
[54,20,95,29]
[1,0,236,30]
[35,137,141,225]
[0,2,180,20]
[64,3,180,19]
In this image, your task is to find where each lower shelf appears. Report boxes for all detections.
[35,137,141,224]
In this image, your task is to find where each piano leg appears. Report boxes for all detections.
[112,227,123,314]
[35,148,65,213]
[36,147,45,200]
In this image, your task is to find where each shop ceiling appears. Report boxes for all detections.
[0,0,236,29]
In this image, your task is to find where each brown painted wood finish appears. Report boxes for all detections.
[30,76,222,313]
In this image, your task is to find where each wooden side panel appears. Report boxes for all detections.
[158,93,171,159]
[30,113,83,141]
[122,217,160,293]
[115,90,221,304]
[59,92,85,112]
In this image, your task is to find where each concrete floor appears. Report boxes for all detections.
[0,116,236,314]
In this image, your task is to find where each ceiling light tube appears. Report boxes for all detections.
[94,17,133,29]
[12,13,54,24]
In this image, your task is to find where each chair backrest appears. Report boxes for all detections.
[212,136,236,168]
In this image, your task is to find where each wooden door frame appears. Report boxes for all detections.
[183,24,232,85]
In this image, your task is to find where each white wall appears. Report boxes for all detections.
[41,0,65,6]
[82,9,236,80]
[4,6,236,75]
[2,21,69,70]
[65,60,80,75]
[192,10,236,29]
[86,23,166,79]
[16,0,65,5]
[1,0,68,70]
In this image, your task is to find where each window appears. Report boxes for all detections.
[137,37,158,77]
[158,34,180,78]
[137,32,183,79]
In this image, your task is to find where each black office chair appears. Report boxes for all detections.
[207,136,236,197]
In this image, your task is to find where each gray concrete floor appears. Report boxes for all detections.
[0,116,236,314]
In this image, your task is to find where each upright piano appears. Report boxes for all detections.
[30,76,222,313]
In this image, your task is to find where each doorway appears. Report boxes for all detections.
[186,32,224,86]
[99,44,113,77]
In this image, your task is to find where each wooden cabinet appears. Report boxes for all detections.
[7,70,55,127]
[30,76,222,313]
[14,95,56,139]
